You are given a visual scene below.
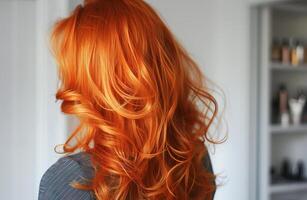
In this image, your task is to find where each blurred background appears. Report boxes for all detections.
[1,0,307,199]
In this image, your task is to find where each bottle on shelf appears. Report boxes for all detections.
[279,84,290,127]
[303,43,307,64]
[281,158,292,180]
[295,160,305,181]
[289,93,306,125]
[271,38,281,62]
[296,40,304,65]
[281,38,290,65]
[290,38,299,66]
[304,45,307,64]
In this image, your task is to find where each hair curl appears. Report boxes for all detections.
[51,0,219,199]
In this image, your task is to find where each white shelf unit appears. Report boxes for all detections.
[270,182,307,194]
[271,62,307,72]
[255,1,307,200]
[271,124,307,135]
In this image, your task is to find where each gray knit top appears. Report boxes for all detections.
[38,152,215,200]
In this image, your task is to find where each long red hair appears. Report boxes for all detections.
[51,0,218,199]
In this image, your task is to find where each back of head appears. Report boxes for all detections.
[51,0,217,199]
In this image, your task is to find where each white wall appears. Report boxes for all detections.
[35,0,69,196]
[0,1,37,199]
[0,2,15,199]
[146,1,250,200]
[0,1,68,199]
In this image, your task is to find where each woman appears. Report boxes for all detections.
[38,0,219,199]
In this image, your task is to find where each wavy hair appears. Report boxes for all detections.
[51,0,219,199]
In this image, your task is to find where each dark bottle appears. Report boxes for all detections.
[281,159,292,180]
[295,161,305,181]
[270,166,278,183]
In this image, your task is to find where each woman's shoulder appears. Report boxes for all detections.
[38,152,95,200]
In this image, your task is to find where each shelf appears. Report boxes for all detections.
[273,2,307,14]
[271,124,307,135]
[271,63,307,72]
[270,182,307,194]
